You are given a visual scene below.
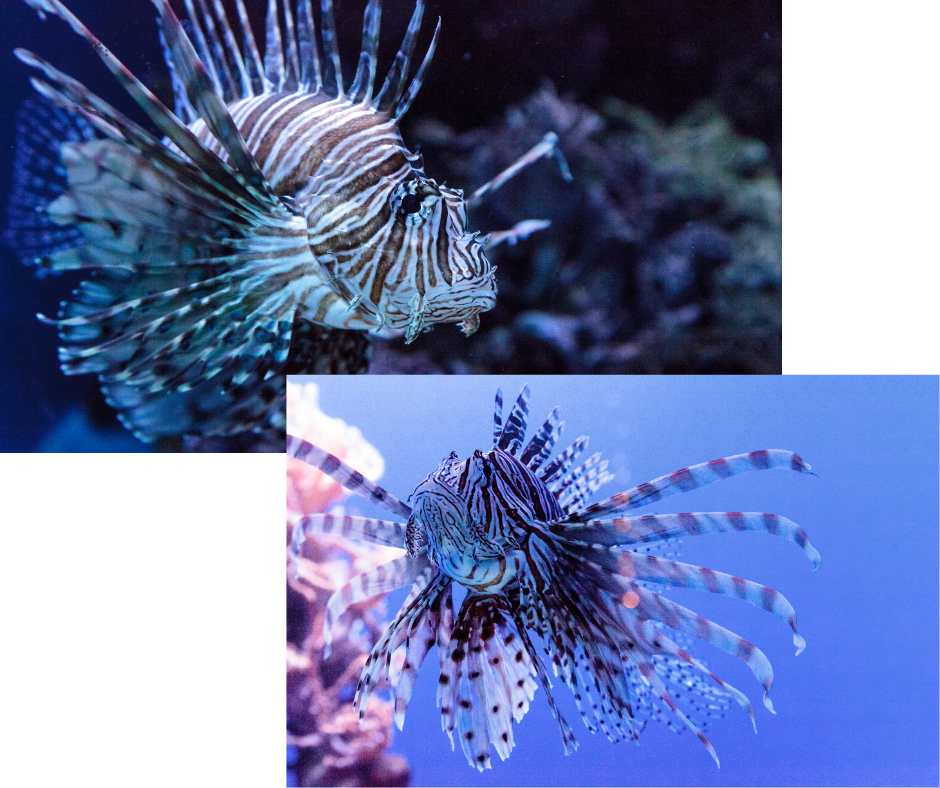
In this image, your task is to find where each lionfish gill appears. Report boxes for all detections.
[7,0,568,442]
[287,384,820,771]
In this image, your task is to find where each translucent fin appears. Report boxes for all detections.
[289,513,407,562]
[2,98,94,268]
[323,554,426,656]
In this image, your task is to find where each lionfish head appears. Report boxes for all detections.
[384,172,497,343]
[405,451,468,557]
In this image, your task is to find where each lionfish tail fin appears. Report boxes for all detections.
[286,436,414,518]
[568,450,815,522]
[2,98,94,271]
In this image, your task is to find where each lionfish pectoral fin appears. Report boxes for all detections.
[468,131,573,208]
[566,450,816,523]
[484,220,552,250]
[286,436,414,519]
[322,554,424,658]
[354,569,447,721]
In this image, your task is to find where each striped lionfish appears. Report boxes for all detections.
[9,0,568,442]
[286,385,820,770]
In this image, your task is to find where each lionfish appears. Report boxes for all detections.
[286,385,820,770]
[8,0,568,442]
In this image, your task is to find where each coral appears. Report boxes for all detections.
[286,381,407,787]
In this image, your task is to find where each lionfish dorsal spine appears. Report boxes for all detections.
[233,0,268,94]
[492,387,504,445]
[348,0,382,103]
[19,1,269,201]
[319,0,345,96]
[393,17,440,120]
[496,384,530,455]
[155,0,276,198]
[204,0,254,99]
[373,0,423,112]
[293,0,321,92]
[263,0,287,90]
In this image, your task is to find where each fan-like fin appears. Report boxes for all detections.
[622,579,778,713]
[393,573,450,729]
[322,554,426,655]
[289,513,407,562]
[617,552,807,654]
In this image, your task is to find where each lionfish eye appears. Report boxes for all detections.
[391,176,439,226]
[400,192,422,215]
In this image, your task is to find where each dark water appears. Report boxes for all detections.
[294,375,938,786]
[0,0,781,449]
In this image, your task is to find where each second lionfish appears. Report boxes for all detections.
[9,0,568,442]
[287,385,820,770]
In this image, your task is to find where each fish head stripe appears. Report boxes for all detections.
[304,145,496,340]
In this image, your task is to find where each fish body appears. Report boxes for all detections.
[10,0,545,442]
[287,385,820,770]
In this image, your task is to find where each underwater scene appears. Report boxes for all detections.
[286,375,938,787]
[0,0,780,451]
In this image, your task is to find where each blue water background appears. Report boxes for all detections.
[291,375,939,787]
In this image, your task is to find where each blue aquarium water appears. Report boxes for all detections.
[290,375,938,787]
